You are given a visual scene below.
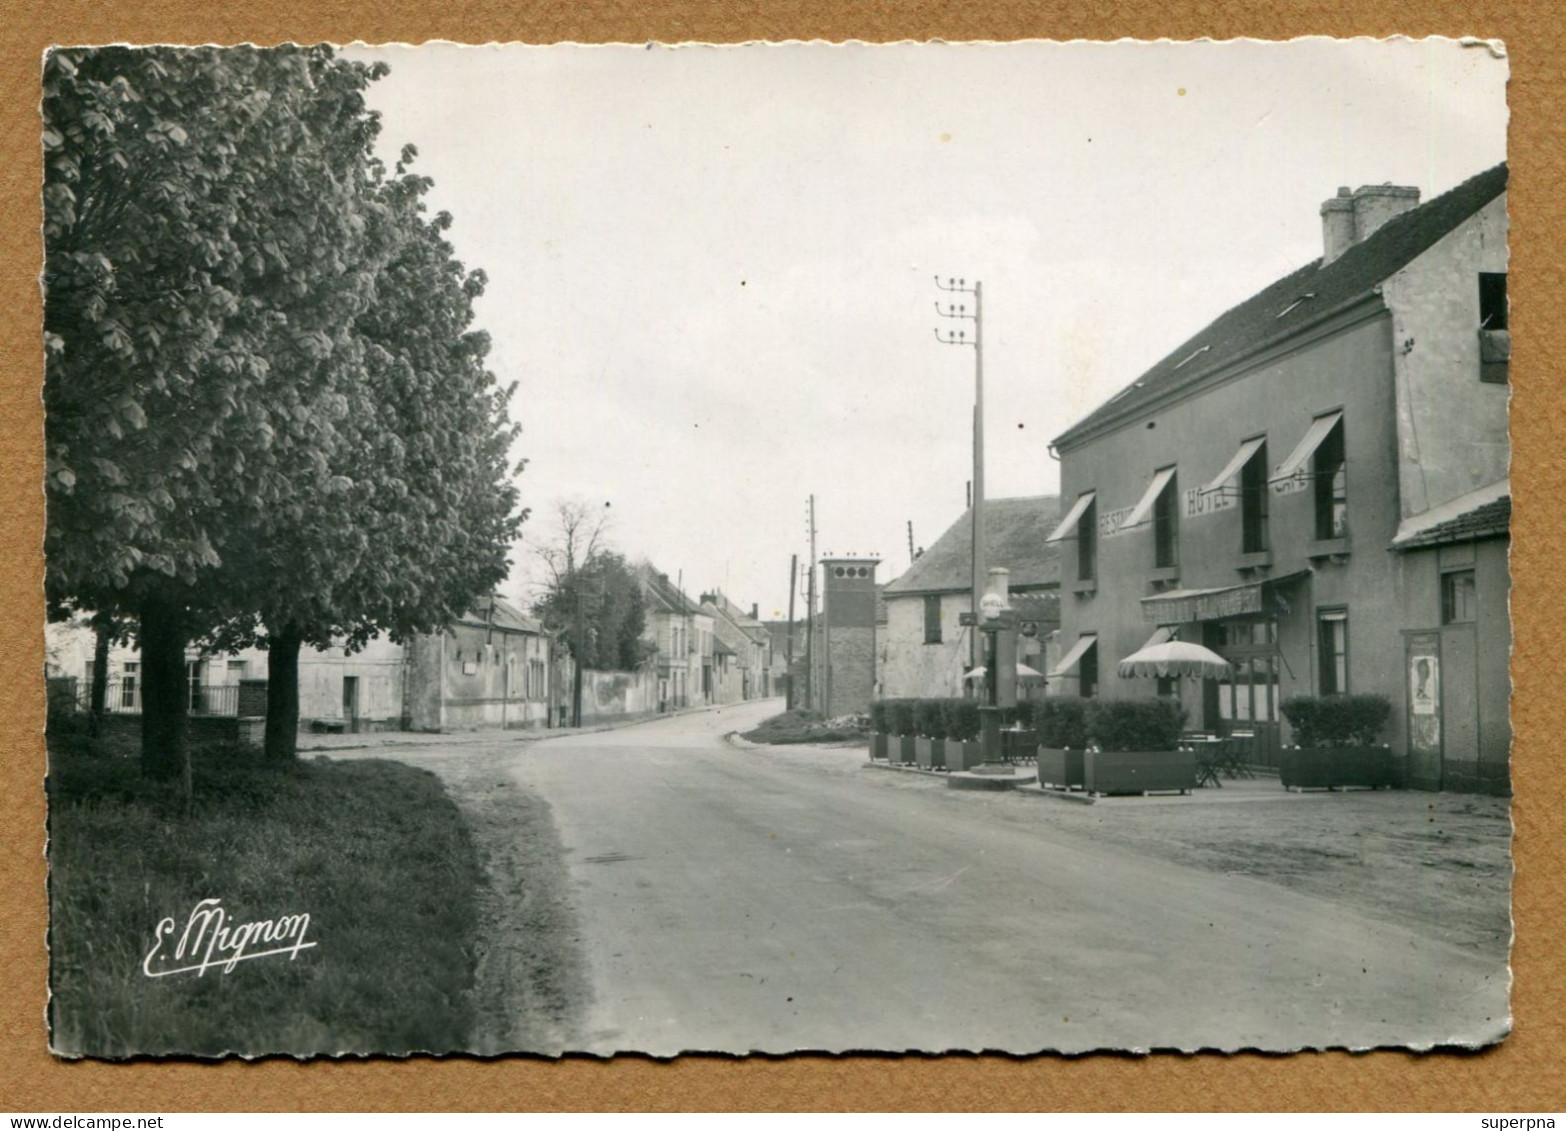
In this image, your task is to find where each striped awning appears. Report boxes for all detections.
[1050,632,1098,677]
[1202,436,1265,496]
[1272,410,1342,485]
[1122,466,1177,529]
[1045,491,1096,543]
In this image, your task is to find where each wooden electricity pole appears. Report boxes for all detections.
[936,276,985,670]
[806,498,818,711]
[785,552,798,709]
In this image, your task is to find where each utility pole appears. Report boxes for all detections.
[785,552,798,709]
[906,520,916,566]
[936,275,984,672]
[805,498,817,711]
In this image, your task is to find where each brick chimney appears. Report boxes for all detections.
[1321,182,1421,266]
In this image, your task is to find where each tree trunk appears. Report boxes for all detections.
[264,621,302,762]
[89,614,110,732]
[138,591,187,782]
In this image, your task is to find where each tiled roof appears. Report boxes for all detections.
[1392,480,1511,550]
[761,620,800,657]
[882,495,1062,595]
[641,567,701,615]
[461,594,544,635]
[1053,163,1508,449]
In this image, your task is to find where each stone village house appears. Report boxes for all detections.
[879,495,1062,701]
[46,593,556,734]
[700,591,774,703]
[1047,163,1510,793]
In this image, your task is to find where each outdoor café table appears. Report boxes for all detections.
[1182,736,1226,788]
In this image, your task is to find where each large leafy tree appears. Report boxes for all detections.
[43,46,521,774]
[215,151,523,761]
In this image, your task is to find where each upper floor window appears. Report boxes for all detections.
[1240,440,1270,553]
[1313,417,1348,540]
[922,594,942,644]
[1442,570,1477,624]
[1479,272,1509,384]
[1078,497,1097,581]
[1153,469,1179,569]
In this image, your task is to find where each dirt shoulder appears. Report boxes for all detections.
[334,746,592,1055]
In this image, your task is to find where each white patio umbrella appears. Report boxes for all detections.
[964,662,1047,682]
[1116,640,1232,680]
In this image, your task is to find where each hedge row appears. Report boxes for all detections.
[870,696,1185,752]
[1280,694,1393,747]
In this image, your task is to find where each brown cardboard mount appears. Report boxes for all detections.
[3,1,1562,1113]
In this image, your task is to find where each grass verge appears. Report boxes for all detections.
[741,708,867,746]
[47,741,484,1058]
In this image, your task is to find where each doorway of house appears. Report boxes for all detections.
[342,675,360,734]
[1202,618,1282,769]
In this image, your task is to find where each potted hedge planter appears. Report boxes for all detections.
[868,700,890,760]
[913,699,948,770]
[942,698,985,771]
[1035,697,1091,790]
[1279,694,1400,790]
[888,699,918,765]
[1081,699,1196,796]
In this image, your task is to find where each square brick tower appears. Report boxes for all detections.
[815,556,880,717]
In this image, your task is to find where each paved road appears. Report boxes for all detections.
[393,700,1509,1055]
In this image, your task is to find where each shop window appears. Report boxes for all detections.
[1479,272,1509,384]
[1318,610,1348,695]
[1078,497,1097,581]
[1442,570,1477,624]
[1240,441,1269,553]
[1153,469,1179,569]
[1313,417,1348,540]
[923,594,942,644]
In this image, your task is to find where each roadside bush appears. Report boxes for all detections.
[1280,694,1393,747]
[1085,698,1186,752]
[914,698,948,739]
[869,700,889,734]
[1036,697,1091,749]
[943,698,982,742]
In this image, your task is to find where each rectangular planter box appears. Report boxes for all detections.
[896,735,918,765]
[1280,745,1401,790]
[870,732,889,760]
[914,736,947,770]
[1036,746,1085,790]
[945,739,985,771]
[1083,748,1197,795]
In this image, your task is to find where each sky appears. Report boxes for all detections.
[343,38,1507,618]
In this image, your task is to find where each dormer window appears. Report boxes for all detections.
[1479,272,1509,384]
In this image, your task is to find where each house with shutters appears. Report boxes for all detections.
[639,566,713,711]
[1047,163,1509,793]
[878,495,1062,701]
[700,591,774,702]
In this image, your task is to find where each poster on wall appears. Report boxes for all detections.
[1409,637,1442,751]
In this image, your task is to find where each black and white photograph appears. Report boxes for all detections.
[40,37,1512,1059]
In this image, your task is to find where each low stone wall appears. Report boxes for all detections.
[578,668,658,726]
